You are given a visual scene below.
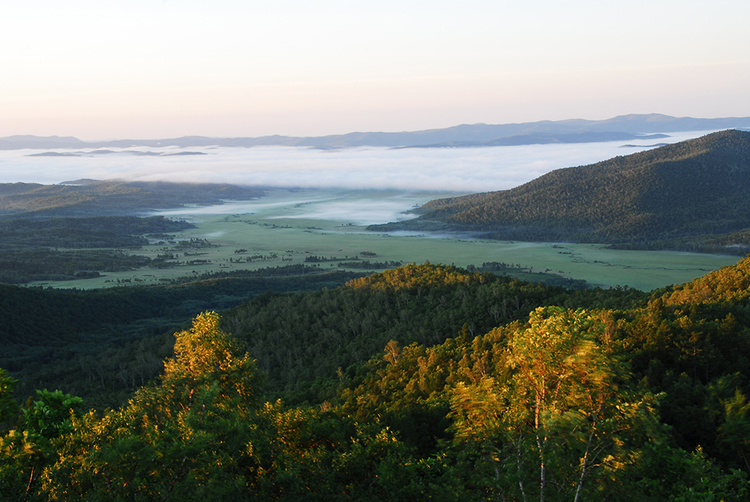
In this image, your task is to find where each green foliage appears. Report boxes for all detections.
[717,389,750,471]
[0,216,193,283]
[658,255,750,306]
[28,312,464,501]
[340,307,663,500]
[1,265,362,409]
[2,259,750,499]
[24,390,83,439]
[451,307,661,501]
[0,180,264,218]
[0,369,17,427]
[606,258,750,465]
[161,311,258,403]
[0,389,83,501]
[0,428,48,502]
[346,262,485,291]
[334,258,750,498]
[633,443,750,501]
[224,263,645,403]
[39,312,260,500]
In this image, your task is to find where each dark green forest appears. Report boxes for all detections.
[3,259,750,500]
[371,130,750,254]
[0,215,194,283]
[0,180,264,218]
[0,181,267,282]
[0,265,366,410]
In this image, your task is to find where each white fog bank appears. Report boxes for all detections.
[0,131,715,192]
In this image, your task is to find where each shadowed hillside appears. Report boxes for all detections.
[0,180,264,218]
[370,130,750,253]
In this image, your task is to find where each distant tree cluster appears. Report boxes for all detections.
[0,216,194,283]
[336,260,403,269]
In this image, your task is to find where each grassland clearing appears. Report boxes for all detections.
[29,188,737,292]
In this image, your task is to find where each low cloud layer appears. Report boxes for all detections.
[0,131,710,192]
[154,189,433,226]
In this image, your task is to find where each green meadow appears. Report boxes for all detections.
[39,189,740,292]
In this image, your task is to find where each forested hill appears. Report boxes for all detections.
[656,251,750,306]
[4,259,750,499]
[0,180,264,218]
[370,130,750,253]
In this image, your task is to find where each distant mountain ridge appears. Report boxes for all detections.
[3,114,750,150]
[369,130,750,254]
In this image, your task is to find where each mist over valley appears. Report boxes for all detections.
[0,126,744,292]
[0,128,725,192]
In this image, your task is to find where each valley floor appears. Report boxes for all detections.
[30,188,739,292]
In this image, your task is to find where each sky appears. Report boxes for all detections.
[1,0,749,140]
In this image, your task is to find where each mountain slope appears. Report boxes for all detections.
[0,180,264,218]
[370,130,750,253]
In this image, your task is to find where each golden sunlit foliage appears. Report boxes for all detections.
[3,259,750,500]
[660,255,750,306]
[345,262,486,292]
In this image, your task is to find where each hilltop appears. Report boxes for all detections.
[370,130,750,253]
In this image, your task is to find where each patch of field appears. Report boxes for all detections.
[39,188,740,292]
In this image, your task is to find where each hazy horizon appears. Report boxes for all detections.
[0,130,712,192]
[2,2,748,140]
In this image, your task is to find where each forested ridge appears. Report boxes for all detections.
[0,180,264,218]
[371,130,750,253]
[0,265,365,409]
[223,263,643,404]
[3,258,750,499]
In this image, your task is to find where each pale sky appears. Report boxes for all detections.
[1,0,749,140]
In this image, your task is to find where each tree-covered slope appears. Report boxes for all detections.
[5,260,750,500]
[655,255,750,306]
[222,263,646,403]
[0,266,364,409]
[0,180,264,217]
[337,256,750,479]
[371,130,750,252]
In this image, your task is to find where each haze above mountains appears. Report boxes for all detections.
[3,114,750,150]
